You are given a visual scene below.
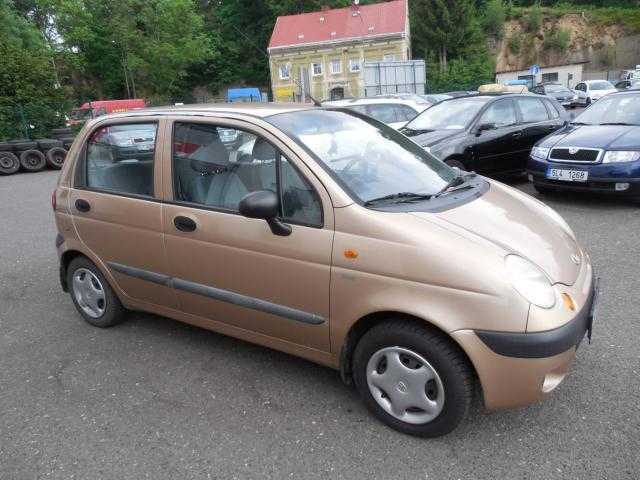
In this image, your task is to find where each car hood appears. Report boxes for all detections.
[405,129,464,148]
[410,180,581,285]
[539,124,640,150]
[548,91,574,100]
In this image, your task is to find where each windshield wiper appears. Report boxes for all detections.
[599,122,636,126]
[434,172,477,198]
[364,192,433,206]
[401,127,433,136]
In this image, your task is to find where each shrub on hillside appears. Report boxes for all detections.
[544,27,571,52]
[483,0,506,38]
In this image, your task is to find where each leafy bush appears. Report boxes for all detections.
[483,0,506,38]
[507,31,523,54]
[544,27,571,52]
[427,55,495,93]
[525,3,543,32]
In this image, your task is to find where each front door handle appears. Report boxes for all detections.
[75,199,91,212]
[512,131,522,138]
[174,216,197,232]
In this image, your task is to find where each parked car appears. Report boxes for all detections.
[573,80,617,105]
[527,89,640,202]
[571,88,589,107]
[614,79,640,91]
[322,97,428,129]
[67,99,147,127]
[532,82,578,108]
[400,93,568,175]
[54,103,597,437]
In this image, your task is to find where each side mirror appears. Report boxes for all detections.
[238,190,291,236]
[475,123,496,135]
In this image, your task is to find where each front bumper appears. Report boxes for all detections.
[528,156,640,196]
[453,272,598,410]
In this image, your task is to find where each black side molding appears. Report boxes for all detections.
[107,262,325,326]
[476,277,598,359]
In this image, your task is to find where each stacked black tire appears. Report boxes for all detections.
[0,128,75,175]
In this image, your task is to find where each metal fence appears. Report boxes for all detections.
[582,70,623,82]
[0,101,67,141]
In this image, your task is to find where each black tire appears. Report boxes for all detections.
[46,147,67,169]
[67,256,127,328]
[445,158,466,170]
[51,127,72,138]
[0,152,20,175]
[19,149,46,171]
[60,137,75,149]
[353,320,473,437]
[9,140,37,152]
[37,138,63,151]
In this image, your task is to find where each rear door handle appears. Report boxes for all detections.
[174,216,197,232]
[75,199,91,213]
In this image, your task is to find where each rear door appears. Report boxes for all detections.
[161,116,334,352]
[514,96,560,168]
[470,98,523,174]
[69,117,178,309]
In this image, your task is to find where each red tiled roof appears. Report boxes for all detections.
[268,0,407,50]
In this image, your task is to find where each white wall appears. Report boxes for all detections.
[496,64,584,88]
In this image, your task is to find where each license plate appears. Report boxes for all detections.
[546,168,588,182]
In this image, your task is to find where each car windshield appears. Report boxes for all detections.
[589,81,614,90]
[573,93,640,125]
[545,84,569,93]
[267,109,457,203]
[404,97,488,131]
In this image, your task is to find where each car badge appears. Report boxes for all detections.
[570,254,581,265]
[568,147,579,155]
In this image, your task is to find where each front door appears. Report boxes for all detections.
[514,96,559,167]
[162,118,333,351]
[471,99,523,174]
[68,118,178,309]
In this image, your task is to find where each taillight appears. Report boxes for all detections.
[51,190,57,211]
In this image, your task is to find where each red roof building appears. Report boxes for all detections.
[268,1,411,102]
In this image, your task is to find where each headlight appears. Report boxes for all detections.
[602,151,640,163]
[505,255,556,309]
[531,146,550,160]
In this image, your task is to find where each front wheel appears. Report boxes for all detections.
[67,256,127,328]
[353,320,473,437]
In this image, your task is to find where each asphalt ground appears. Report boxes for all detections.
[1,169,638,479]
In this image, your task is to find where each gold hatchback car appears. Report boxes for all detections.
[54,103,598,437]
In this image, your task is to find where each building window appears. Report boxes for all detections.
[330,59,342,75]
[542,72,559,83]
[349,59,361,73]
[383,54,395,62]
[311,62,323,76]
[279,63,291,80]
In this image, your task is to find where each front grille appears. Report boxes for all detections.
[550,148,602,163]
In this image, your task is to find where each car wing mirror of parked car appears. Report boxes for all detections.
[475,123,497,136]
[239,190,292,237]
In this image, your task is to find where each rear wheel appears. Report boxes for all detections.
[19,149,46,172]
[67,256,127,328]
[46,147,67,169]
[0,152,20,175]
[353,320,473,437]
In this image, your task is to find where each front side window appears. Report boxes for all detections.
[394,104,419,122]
[543,99,561,119]
[268,110,456,204]
[84,123,157,197]
[589,81,614,90]
[330,59,342,75]
[172,122,322,226]
[279,63,291,80]
[349,59,361,73]
[365,104,398,124]
[312,62,323,76]
[515,97,549,123]
[479,100,517,127]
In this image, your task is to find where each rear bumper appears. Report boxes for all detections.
[453,276,598,410]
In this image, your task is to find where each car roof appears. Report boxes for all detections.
[104,102,313,120]
[322,97,428,108]
[584,79,614,84]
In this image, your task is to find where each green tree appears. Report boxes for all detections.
[482,0,506,38]
[411,0,485,72]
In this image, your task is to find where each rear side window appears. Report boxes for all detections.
[515,98,549,123]
[172,122,322,227]
[366,104,398,123]
[84,123,157,197]
[394,104,418,122]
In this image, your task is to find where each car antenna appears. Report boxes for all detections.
[228,24,322,107]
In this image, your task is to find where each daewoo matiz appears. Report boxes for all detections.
[54,103,598,437]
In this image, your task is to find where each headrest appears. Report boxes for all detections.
[252,137,276,161]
